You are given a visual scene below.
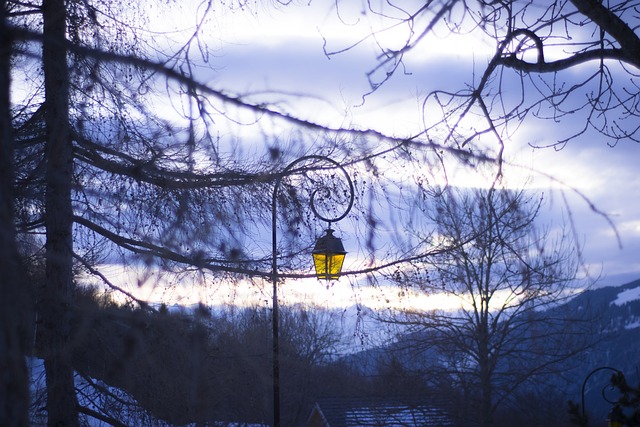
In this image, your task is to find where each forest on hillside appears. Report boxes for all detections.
[27,287,583,427]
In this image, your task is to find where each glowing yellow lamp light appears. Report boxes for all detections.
[607,405,624,427]
[312,228,346,280]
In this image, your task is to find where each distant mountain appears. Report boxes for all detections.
[559,278,640,370]
[337,278,640,423]
[563,279,640,418]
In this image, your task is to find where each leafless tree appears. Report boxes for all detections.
[0,1,30,426]
[324,0,640,151]
[382,186,593,426]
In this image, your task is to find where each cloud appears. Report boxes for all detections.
[154,2,640,287]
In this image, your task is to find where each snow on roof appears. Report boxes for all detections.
[308,396,454,427]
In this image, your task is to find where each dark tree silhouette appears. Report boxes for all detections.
[2,1,460,425]
[2,0,613,425]
[0,1,29,425]
[325,0,640,151]
[381,186,591,426]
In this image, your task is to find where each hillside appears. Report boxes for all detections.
[28,279,640,426]
[339,278,640,424]
[563,279,640,419]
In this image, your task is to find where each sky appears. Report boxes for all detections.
[204,3,640,284]
[98,1,640,309]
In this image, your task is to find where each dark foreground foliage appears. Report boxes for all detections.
[32,288,377,426]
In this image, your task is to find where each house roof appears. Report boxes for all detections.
[305,396,454,427]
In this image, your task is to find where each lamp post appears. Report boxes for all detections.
[271,155,354,427]
[580,366,626,427]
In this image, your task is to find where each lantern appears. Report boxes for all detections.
[312,228,346,280]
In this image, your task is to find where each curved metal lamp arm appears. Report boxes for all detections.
[581,366,625,418]
[272,155,354,232]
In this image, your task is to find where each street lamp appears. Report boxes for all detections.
[312,228,347,280]
[579,366,627,427]
[271,155,354,427]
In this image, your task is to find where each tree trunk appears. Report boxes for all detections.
[41,0,79,425]
[0,1,30,425]
[478,312,493,427]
